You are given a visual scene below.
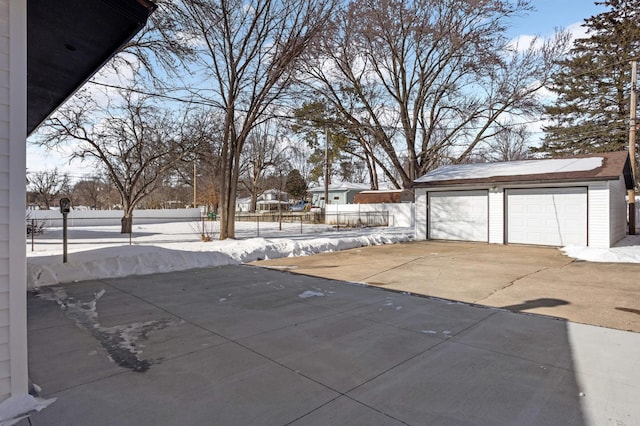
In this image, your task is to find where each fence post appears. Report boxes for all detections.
[257,214,260,237]
[31,218,35,252]
[300,215,303,234]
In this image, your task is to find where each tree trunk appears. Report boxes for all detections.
[121,212,133,234]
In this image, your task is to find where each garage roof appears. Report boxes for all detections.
[413,151,633,189]
[27,0,157,135]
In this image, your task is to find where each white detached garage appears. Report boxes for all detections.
[413,151,633,248]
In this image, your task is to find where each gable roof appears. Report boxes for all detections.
[412,151,633,189]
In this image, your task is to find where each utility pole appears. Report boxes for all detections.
[324,127,329,210]
[193,161,197,208]
[629,60,637,235]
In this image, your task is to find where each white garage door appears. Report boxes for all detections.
[429,190,488,242]
[507,187,587,246]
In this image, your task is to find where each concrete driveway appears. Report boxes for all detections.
[26,264,640,425]
[254,241,640,333]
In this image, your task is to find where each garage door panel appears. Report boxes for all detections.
[429,190,488,242]
[507,188,587,246]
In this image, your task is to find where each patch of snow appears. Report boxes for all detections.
[27,222,413,288]
[415,157,602,183]
[562,235,640,263]
[298,290,326,299]
[0,394,56,426]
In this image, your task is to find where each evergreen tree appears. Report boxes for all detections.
[538,0,640,156]
[285,169,308,200]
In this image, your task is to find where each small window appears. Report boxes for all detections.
[333,196,339,200]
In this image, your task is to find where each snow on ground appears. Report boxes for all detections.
[562,234,640,263]
[27,221,414,288]
[27,218,640,288]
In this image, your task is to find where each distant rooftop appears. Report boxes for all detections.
[308,182,370,192]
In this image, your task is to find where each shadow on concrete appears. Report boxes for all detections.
[616,306,640,316]
[500,297,570,312]
[25,266,588,425]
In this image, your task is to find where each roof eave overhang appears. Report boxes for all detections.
[27,0,157,136]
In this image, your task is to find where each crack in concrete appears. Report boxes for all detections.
[474,266,551,304]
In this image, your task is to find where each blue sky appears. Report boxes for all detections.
[27,1,611,178]
[507,0,606,37]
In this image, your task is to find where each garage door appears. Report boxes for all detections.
[429,190,488,242]
[506,187,587,246]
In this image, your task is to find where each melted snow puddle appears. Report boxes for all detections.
[37,286,180,372]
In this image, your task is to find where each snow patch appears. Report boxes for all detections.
[0,394,56,426]
[415,157,602,183]
[298,290,326,299]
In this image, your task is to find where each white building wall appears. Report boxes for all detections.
[587,181,611,249]
[415,190,427,239]
[325,203,415,227]
[608,177,627,246]
[416,181,622,248]
[28,208,201,227]
[488,187,504,244]
[0,0,28,401]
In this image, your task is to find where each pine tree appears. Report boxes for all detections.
[538,0,640,156]
[285,169,308,200]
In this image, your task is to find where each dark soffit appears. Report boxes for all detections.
[27,0,156,135]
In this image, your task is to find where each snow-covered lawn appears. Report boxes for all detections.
[27,221,414,288]
[26,220,640,289]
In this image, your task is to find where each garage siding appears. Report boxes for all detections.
[588,182,610,249]
[415,190,427,240]
[488,188,503,244]
[609,178,627,246]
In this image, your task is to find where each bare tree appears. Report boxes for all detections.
[296,0,570,188]
[240,121,290,212]
[72,176,103,209]
[37,89,210,233]
[175,0,335,239]
[28,168,71,210]
[481,125,531,162]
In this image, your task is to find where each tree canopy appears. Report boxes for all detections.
[295,0,568,188]
[538,0,640,156]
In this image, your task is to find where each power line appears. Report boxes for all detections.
[88,80,550,133]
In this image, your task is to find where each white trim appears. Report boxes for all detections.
[8,0,28,396]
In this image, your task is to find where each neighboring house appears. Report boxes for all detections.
[354,189,414,204]
[256,189,290,212]
[308,182,370,207]
[412,151,633,248]
[236,197,252,213]
[1,0,155,404]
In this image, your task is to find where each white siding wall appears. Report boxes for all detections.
[488,187,504,244]
[416,181,621,248]
[0,0,10,400]
[608,177,627,246]
[415,189,427,240]
[587,181,611,249]
[1,0,28,401]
